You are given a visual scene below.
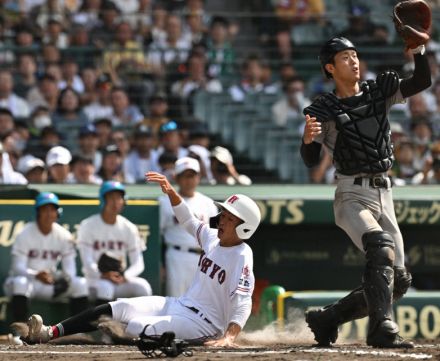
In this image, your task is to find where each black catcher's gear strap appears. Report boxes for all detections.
[136,328,193,358]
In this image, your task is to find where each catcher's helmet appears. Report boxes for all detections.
[214,194,261,240]
[35,192,62,217]
[319,37,357,78]
[99,180,126,209]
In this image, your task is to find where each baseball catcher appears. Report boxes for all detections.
[301,0,431,349]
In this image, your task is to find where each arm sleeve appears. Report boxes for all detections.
[300,140,322,168]
[228,293,252,329]
[400,53,432,98]
[124,249,145,278]
[78,245,100,279]
[11,254,38,277]
[61,253,77,279]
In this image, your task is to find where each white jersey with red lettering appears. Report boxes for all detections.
[10,222,76,275]
[77,213,152,300]
[159,192,218,296]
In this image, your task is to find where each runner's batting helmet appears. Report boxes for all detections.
[214,194,261,239]
[319,37,357,78]
[99,180,126,209]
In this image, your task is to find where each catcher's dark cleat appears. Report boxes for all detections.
[367,331,414,349]
[305,309,338,347]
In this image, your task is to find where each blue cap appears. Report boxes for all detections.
[35,192,60,209]
[79,123,98,137]
[159,120,178,135]
[99,180,126,208]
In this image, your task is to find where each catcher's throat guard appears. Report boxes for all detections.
[136,328,193,358]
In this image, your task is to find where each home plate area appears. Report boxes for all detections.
[0,341,438,361]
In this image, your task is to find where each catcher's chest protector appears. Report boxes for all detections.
[319,80,394,175]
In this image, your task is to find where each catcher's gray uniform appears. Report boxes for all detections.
[309,87,405,267]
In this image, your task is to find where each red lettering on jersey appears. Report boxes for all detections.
[227,195,239,204]
[41,250,48,259]
[209,264,221,279]
[28,250,38,258]
[93,241,100,250]
[108,241,115,250]
[50,251,60,260]
[243,265,250,277]
[217,270,226,284]
[117,241,124,250]
[200,258,213,273]
[198,251,206,266]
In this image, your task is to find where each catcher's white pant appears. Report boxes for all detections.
[110,296,220,341]
[333,175,405,268]
[165,248,200,297]
[3,276,88,300]
[88,276,152,301]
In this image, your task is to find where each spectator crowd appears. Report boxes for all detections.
[0,0,438,185]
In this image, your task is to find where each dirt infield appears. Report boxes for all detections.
[0,343,438,361]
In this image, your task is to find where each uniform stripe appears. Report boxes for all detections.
[196,224,203,246]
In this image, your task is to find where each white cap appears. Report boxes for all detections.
[175,157,200,175]
[211,146,233,165]
[17,155,45,174]
[46,146,72,167]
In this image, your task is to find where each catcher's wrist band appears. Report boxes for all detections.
[411,45,425,55]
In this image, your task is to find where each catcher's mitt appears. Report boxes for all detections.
[136,331,192,358]
[393,0,431,49]
[97,252,123,274]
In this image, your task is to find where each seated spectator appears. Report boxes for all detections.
[102,21,150,84]
[59,57,85,93]
[83,73,114,121]
[339,5,382,45]
[110,129,131,157]
[97,144,124,182]
[109,87,144,126]
[13,53,38,98]
[46,145,72,183]
[27,74,60,113]
[90,0,121,48]
[273,0,324,28]
[149,2,168,45]
[71,0,102,30]
[155,120,188,167]
[16,154,47,183]
[0,69,31,119]
[31,0,71,30]
[148,14,191,76]
[67,154,102,184]
[42,15,68,49]
[52,87,89,128]
[28,105,52,137]
[423,142,440,184]
[0,142,28,184]
[123,125,158,184]
[0,108,15,138]
[206,16,236,78]
[79,67,98,106]
[77,123,102,171]
[40,44,62,69]
[391,138,420,186]
[157,151,178,181]
[229,55,276,102]
[272,76,310,128]
[411,117,435,173]
[139,93,170,141]
[67,24,96,69]
[3,192,88,323]
[94,118,113,150]
[26,126,62,161]
[210,146,251,185]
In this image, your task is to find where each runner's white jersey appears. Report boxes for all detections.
[174,202,254,334]
[10,222,76,276]
[77,214,145,279]
[159,192,218,248]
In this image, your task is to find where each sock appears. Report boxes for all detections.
[51,325,62,339]
[57,304,112,336]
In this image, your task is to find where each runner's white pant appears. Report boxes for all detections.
[110,296,221,342]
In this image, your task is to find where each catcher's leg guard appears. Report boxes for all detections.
[362,231,413,348]
[305,286,366,346]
